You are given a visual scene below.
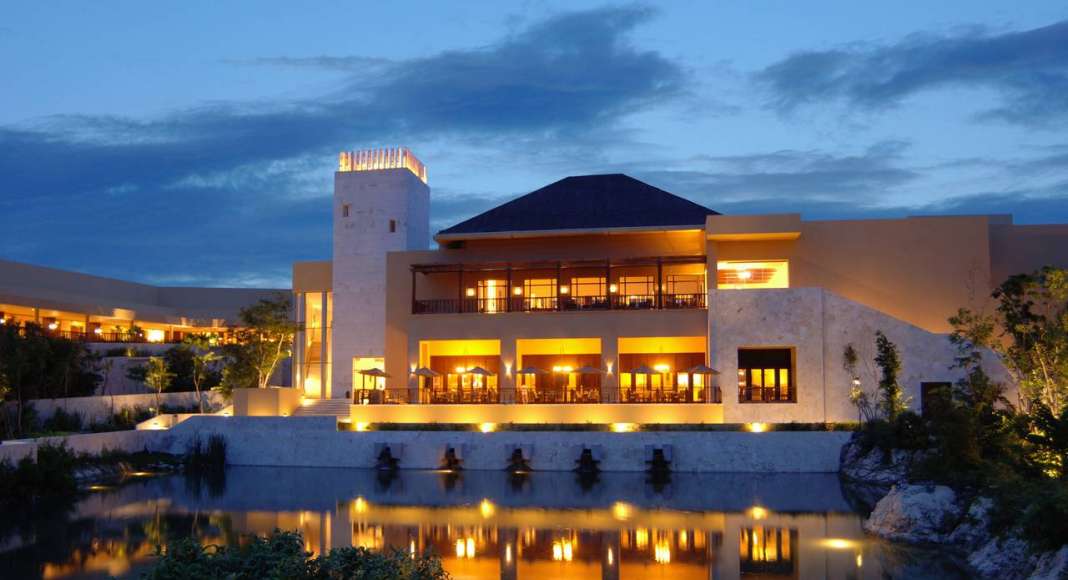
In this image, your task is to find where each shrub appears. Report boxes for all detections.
[42,408,84,433]
[145,530,448,580]
[187,434,227,471]
[0,443,77,506]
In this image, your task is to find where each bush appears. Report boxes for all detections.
[42,408,84,433]
[0,443,77,506]
[145,530,448,580]
[187,434,227,471]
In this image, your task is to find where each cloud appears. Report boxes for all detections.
[631,141,918,206]
[0,5,683,286]
[756,20,1068,125]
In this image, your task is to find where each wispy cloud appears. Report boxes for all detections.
[0,5,684,286]
[756,20,1068,126]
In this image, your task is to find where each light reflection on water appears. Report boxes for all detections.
[0,467,970,579]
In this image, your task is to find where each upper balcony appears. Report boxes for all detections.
[410,256,707,315]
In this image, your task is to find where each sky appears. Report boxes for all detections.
[2,1,1067,288]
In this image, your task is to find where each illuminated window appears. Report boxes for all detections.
[717,261,789,289]
[666,274,704,295]
[569,277,605,297]
[523,279,557,310]
[738,348,794,403]
[739,527,797,576]
[476,279,506,313]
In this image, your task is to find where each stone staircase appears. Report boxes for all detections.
[292,399,351,417]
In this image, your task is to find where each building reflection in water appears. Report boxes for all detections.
[15,469,952,580]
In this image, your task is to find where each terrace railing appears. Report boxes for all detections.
[413,292,706,315]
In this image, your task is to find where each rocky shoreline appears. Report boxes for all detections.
[842,438,1068,579]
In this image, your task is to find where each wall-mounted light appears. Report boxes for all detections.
[609,284,618,293]
[504,362,512,376]
[606,360,614,375]
[654,363,670,373]
[513,287,522,295]
[559,285,569,294]
[479,422,496,433]
[747,422,768,433]
[47,322,58,330]
[94,327,103,335]
[466,288,475,297]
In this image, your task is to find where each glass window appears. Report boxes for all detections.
[476,279,506,313]
[666,274,704,295]
[717,261,789,289]
[523,278,557,310]
[738,348,794,403]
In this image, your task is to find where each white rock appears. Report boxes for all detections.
[840,439,911,486]
[864,484,962,543]
[969,535,1033,579]
[949,497,994,547]
[1028,545,1068,580]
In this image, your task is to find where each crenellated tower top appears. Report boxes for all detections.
[338,147,427,184]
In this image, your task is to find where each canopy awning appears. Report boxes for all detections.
[357,368,390,378]
[411,367,440,378]
[686,364,720,375]
[516,366,549,375]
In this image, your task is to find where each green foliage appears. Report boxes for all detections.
[186,434,228,471]
[874,331,907,422]
[143,357,176,414]
[145,530,448,580]
[218,294,296,393]
[42,407,84,433]
[0,443,77,507]
[1024,402,1068,479]
[0,323,101,436]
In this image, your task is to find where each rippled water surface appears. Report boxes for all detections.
[0,467,969,579]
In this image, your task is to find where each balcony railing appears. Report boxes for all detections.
[413,293,706,315]
[352,386,723,405]
[11,327,184,344]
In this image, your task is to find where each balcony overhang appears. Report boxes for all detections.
[411,254,707,274]
[434,224,704,244]
[706,214,802,242]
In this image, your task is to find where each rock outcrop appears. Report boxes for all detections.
[863,484,961,543]
[839,438,912,486]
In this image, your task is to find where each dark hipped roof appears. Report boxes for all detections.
[437,174,718,239]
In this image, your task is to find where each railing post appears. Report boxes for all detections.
[458,268,464,313]
[410,268,416,314]
[605,259,612,309]
[506,265,512,312]
[656,257,663,309]
[556,262,562,311]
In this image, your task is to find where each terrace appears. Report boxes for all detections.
[410,255,708,315]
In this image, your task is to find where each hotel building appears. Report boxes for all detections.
[293,148,1068,425]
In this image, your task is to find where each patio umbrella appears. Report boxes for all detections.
[516,366,549,375]
[358,368,391,378]
[466,366,493,376]
[627,364,656,375]
[574,365,604,374]
[685,364,720,375]
[411,367,440,378]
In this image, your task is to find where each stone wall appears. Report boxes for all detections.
[25,391,224,425]
[0,429,154,465]
[154,416,850,472]
[709,288,1013,423]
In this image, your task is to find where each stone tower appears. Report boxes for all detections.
[330,148,429,399]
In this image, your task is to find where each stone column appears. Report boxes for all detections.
[601,334,618,403]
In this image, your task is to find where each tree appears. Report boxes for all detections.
[220,294,295,393]
[186,335,220,413]
[874,331,907,422]
[143,357,175,415]
[950,267,1068,415]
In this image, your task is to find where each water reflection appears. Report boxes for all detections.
[0,467,970,579]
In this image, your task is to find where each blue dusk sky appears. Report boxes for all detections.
[2,1,1067,288]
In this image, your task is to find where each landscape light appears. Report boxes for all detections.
[747,422,768,433]
[611,422,637,433]
[479,422,496,433]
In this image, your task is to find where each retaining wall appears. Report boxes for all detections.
[155,416,851,473]
[0,429,154,465]
[22,392,224,424]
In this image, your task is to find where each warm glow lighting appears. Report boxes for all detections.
[612,502,633,521]
[466,538,476,558]
[505,544,513,564]
[607,547,614,566]
[820,538,859,550]
[355,422,370,432]
[738,269,752,280]
[354,496,369,513]
[145,329,165,343]
[606,360,613,375]
[410,540,416,558]
[93,327,103,335]
[47,322,58,330]
[654,541,671,564]
[504,362,512,376]
[455,540,465,558]
[479,422,496,433]
[559,285,569,294]
[466,288,475,297]
[748,506,769,520]
[654,363,670,373]
[609,284,618,293]
[611,422,637,433]
[455,366,466,374]
[856,553,863,567]
[480,498,496,518]
[338,147,428,183]
[513,286,522,295]
[747,422,768,433]
[552,540,574,562]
